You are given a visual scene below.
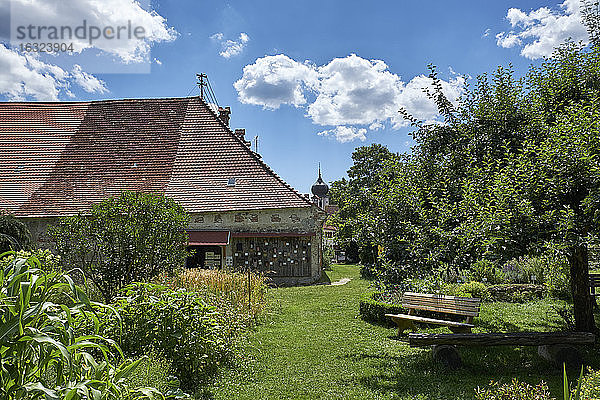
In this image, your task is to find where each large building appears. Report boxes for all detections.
[0,96,327,285]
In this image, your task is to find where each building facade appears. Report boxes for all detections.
[0,96,326,285]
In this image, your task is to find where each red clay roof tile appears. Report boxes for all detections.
[0,97,312,217]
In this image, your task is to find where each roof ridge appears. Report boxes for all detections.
[195,97,314,208]
[0,96,197,106]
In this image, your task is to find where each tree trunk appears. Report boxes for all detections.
[569,244,597,333]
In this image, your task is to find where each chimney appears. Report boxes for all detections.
[234,128,246,139]
[218,106,231,126]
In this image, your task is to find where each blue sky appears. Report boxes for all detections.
[0,0,591,193]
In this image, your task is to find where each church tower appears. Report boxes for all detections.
[311,164,329,209]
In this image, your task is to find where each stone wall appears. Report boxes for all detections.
[188,206,326,285]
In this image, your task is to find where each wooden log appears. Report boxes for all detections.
[409,332,596,347]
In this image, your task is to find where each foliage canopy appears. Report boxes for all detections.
[331,43,600,331]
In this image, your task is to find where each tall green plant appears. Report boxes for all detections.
[0,213,31,253]
[49,191,190,301]
[0,252,162,399]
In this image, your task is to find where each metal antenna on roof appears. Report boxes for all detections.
[196,73,220,109]
[196,73,206,99]
[253,135,259,153]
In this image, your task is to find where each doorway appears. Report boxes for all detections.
[186,245,223,269]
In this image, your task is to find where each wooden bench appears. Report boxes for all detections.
[385,292,481,335]
[590,273,600,296]
[409,332,596,369]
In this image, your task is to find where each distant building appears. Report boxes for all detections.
[0,96,327,285]
[308,166,346,263]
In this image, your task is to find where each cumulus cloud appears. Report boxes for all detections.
[211,32,250,58]
[1,0,176,100]
[496,0,588,59]
[318,126,367,143]
[0,44,107,100]
[235,53,465,142]
[234,54,318,109]
[71,64,107,94]
[9,0,177,64]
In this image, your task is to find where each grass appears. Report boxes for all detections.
[208,264,600,400]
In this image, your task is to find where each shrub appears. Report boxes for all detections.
[322,246,335,270]
[49,191,190,301]
[359,290,405,326]
[125,352,192,399]
[0,253,159,400]
[487,284,545,303]
[544,254,571,300]
[0,248,60,271]
[471,259,504,284]
[0,213,31,252]
[442,281,490,300]
[474,379,553,400]
[501,256,546,284]
[579,367,600,399]
[360,264,378,280]
[107,282,233,392]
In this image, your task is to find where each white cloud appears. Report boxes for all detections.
[234,54,318,109]
[235,53,465,143]
[496,0,588,59]
[0,44,107,100]
[71,64,107,94]
[211,32,250,58]
[10,0,178,64]
[318,126,367,143]
[369,122,384,131]
[482,28,491,38]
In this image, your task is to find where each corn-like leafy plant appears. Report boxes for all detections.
[564,364,584,400]
[0,252,162,400]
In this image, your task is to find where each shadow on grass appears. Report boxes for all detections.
[339,343,600,399]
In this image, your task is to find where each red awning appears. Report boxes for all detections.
[188,231,230,246]
[230,232,315,238]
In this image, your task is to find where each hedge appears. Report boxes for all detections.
[358,290,405,326]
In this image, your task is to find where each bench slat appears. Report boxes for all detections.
[402,299,480,311]
[408,332,596,347]
[385,314,474,328]
[402,304,479,317]
[403,292,481,303]
[403,296,481,306]
[402,293,481,317]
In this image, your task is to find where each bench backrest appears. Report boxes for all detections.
[590,274,600,295]
[401,292,480,317]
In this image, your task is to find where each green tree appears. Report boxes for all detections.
[334,44,600,332]
[582,0,600,47]
[49,191,190,301]
[329,144,400,265]
[416,45,600,332]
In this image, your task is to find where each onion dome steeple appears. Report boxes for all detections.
[311,163,329,198]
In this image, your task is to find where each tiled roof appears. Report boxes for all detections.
[0,97,313,217]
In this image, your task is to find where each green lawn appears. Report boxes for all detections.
[208,264,600,400]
